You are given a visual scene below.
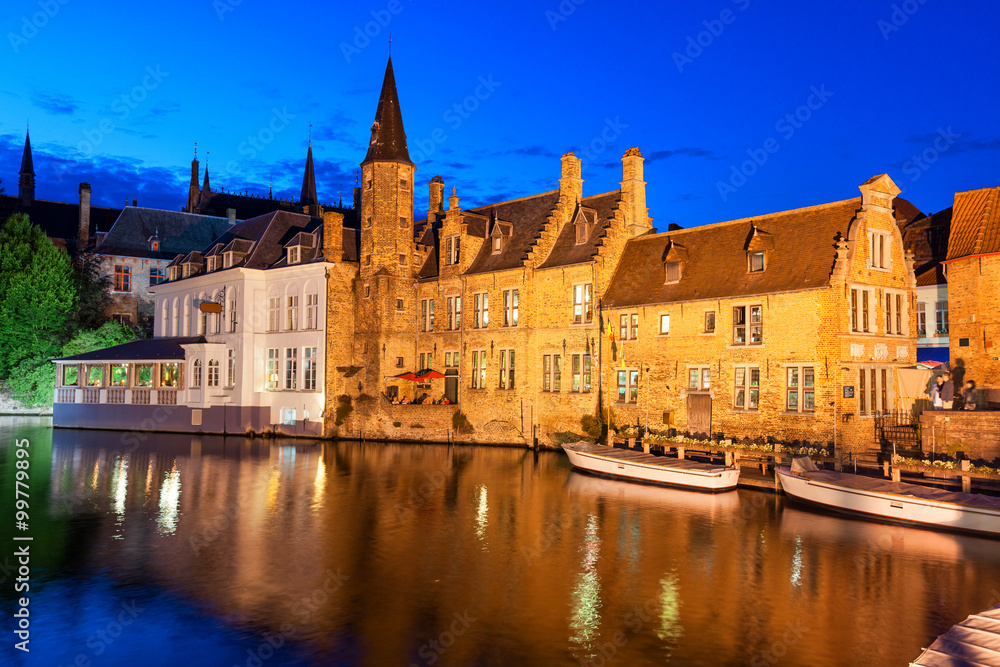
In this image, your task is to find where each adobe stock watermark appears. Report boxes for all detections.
[213,107,297,186]
[672,0,751,73]
[409,610,476,667]
[57,599,146,666]
[7,0,71,53]
[545,0,586,31]
[716,84,833,202]
[577,117,628,173]
[901,127,959,184]
[340,0,409,62]
[408,76,502,163]
[579,598,660,667]
[393,451,474,523]
[213,0,242,21]
[877,0,929,40]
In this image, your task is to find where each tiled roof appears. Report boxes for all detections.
[464,191,561,275]
[902,206,951,287]
[603,197,863,308]
[946,186,1000,260]
[537,191,622,270]
[0,196,121,242]
[54,336,207,362]
[92,207,234,260]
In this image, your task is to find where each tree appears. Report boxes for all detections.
[0,214,77,379]
[70,252,113,331]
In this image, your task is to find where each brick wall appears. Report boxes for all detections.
[919,410,1000,461]
[947,256,1000,390]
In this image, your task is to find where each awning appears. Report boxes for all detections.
[414,368,446,380]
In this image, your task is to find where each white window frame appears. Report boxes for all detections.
[616,368,639,404]
[306,293,318,330]
[868,230,891,271]
[284,348,298,390]
[542,354,561,392]
[286,294,299,331]
[785,365,815,413]
[498,349,514,389]
[884,289,907,336]
[266,348,279,390]
[659,313,670,335]
[571,353,591,393]
[572,283,593,324]
[935,300,949,334]
[268,296,280,332]
[850,286,877,334]
[447,296,462,330]
[732,304,763,345]
[473,292,489,328]
[502,289,518,327]
[471,350,487,389]
[445,235,460,265]
[687,366,711,391]
[227,349,236,387]
[857,364,894,416]
[303,347,317,391]
[733,365,760,411]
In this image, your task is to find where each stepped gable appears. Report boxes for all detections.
[604,197,867,308]
[946,186,1000,260]
[536,190,623,269]
[93,208,233,260]
[463,191,561,275]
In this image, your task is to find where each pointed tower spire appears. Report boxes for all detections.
[300,132,318,210]
[187,142,200,212]
[198,160,212,210]
[362,57,412,166]
[18,128,35,207]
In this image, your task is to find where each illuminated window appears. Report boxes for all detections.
[207,359,220,387]
[748,251,765,272]
[473,293,489,328]
[285,348,297,390]
[572,284,592,324]
[734,365,759,410]
[786,365,814,412]
[471,350,487,389]
[303,347,317,391]
[266,349,279,390]
[498,349,514,389]
[113,264,131,292]
[503,289,518,327]
[616,369,639,403]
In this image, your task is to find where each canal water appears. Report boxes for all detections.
[2,417,999,667]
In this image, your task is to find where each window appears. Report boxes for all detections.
[396,356,404,368]
[285,348,298,390]
[445,236,460,265]
[207,359,220,387]
[576,223,589,245]
[268,296,280,332]
[620,313,639,339]
[620,314,628,340]
[734,366,759,410]
[399,216,408,229]
[418,352,433,372]
[471,350,486,389]
[868,231,890,270]
[543,354,562,392]
[850,288,875,333]
[114,264,131,292]
[303,347,317,391]
[365,217,372,228]
[288,247,299,264]
[786,366,815,412]
[223,252,233,268]
[444,352,459,368]
[160,363,179,387]
[704,311,716,333]
[631,314,639,340]
[732,305,763,345]
[916,302,926,336]
[664,261,682,283]
[200,309,209,335]
[266,349,279,390]
[227,349,236,387]
[885,291,905,335]
[421,299,436,332]
[616,369,639,403]
[473,293,489,328]
[399,254,407,266]
[935,301,949,334]
[492,236,502,254]
[858,365,893,415]
[499,350,514,389]
[688,367,711,391]
[306,293,318,329]
[287,295,299,330]
[447,296,462,330]
[659,314,670,335]
[281,408,297,425]
[572,354,592,392]
[229,298,238,332]
[150,267,165,285]
[366,178,373,190]
[503,289,518,327]
[192,359,202,387]
[573,284,593,324]
[400,177,409,190]
[748,251,766,272]
[150,240,159,251]
[396,298,404,311]
[62,364,78,386]
[364,284,370,298]
[206,257,217,272]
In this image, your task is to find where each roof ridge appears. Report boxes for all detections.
[468,189,559,211]
[974,188,996,254]
[581,189,622,201]
[129,207,230,220]
[634,196,863,241]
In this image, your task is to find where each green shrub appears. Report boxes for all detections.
[581,414,603,440]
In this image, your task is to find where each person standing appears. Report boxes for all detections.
[941,373,955,410]
[962,380,979,410]
[931,374,945,410]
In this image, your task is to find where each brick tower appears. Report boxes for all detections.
[356,57,418,403]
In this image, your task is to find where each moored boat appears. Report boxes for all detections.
[777,457,1000,537]
[561,441,739,492]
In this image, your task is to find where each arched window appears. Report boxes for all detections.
[172,298,179,337]
[208,359,220,387]
[160,301,169,337]
[192,359,202,386]
[183,296,191,336]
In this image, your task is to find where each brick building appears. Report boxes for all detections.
[602,174,919,453]
[943,185,1000,390]
[901,206,951,362]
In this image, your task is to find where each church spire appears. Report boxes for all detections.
[19,128,35,207]
[361,57,412,166]
[187,142,200,212]
[300,132,318,210]
[198,161,212,209]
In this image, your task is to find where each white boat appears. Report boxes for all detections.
[561,441,739,492]
[776,457,1000,538]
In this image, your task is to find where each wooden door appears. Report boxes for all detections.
[445,376,458,403]
[686,393,712,439]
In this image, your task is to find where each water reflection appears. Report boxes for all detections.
[0,420,996,666]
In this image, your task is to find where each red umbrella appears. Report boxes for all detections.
[415,368,446,380]
[390,371,419,382]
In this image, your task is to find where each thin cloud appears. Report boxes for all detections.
[31,91,80,115]
[646,147,723,162]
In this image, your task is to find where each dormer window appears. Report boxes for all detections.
[223,252,232,269]
[664,261,682,284]
[748,251,765,272]
[492,236,503,254]
[208,257,218,272]
[575,222,589,244]
[150,239,159,251]
[288,247,300,264]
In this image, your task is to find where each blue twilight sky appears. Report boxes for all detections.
[0,0,998,228]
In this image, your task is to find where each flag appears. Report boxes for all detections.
[607,318,614,342]
[619,344,625,369]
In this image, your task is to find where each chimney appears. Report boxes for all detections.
[428,175,445,224]
[78,183,91,249]
[621,147,651,238]
[353,186,361,211]
[448,186,461,214]
[227,208,236,224]
[559,152,583,205]
[132,198,137,207]
[323,211,344,262]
